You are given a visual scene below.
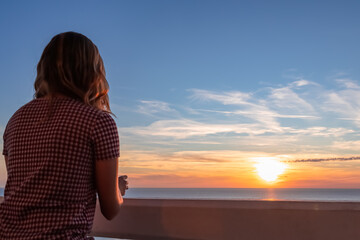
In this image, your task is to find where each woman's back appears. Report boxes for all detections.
[1,96,119,239]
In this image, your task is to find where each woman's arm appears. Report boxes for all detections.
[95,157,123,220]
[4,155,8,171]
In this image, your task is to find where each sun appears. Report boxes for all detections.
[254,158,287,182]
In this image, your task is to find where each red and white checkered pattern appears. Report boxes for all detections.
[1,97,120,239]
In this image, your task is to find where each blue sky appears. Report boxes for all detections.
[1,0,360,187]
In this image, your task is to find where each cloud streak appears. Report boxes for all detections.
[286,156,360,163]
[189,82,319,131]
[195,109,319,119]
[190,89,252,105]
[268,86,315,113]
[321,79,360,127]
[137,100,175,116]
[120,118,352,140]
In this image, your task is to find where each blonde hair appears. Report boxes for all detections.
[34,32,111,113]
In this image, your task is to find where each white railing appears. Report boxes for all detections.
[1,196,360,239]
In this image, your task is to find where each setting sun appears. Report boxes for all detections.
[254,158,287,183]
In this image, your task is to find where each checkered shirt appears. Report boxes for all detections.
[0,97,120,239]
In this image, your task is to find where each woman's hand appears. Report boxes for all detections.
[118,175,129,196]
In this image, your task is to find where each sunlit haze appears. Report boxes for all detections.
[254,158,287,183]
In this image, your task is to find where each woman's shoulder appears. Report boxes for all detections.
[7,99,37,119]
[62,98,112,118]
[3,99,39,133]
[52,97,115,126]
[7,97,114,126]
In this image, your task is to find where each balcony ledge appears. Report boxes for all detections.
[1,196,360,240]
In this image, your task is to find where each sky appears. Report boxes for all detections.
[1,0,360,188]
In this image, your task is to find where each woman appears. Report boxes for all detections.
[0,32,127,239]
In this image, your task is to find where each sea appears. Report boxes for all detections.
[1,187,360,202]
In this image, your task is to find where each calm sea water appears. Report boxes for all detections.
[1,187,359,202]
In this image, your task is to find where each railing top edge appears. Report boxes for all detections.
[121,198,360,211]
[1,196,360,211]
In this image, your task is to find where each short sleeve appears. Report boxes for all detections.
[91,112,120,161]
[2,126,8,156]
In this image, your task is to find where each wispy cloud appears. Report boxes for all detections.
[189,81,319,129]
[268,86,314,113]
[189,89,282,129]
[121,119,273,139]
[290,79,315,87]
[322,78,360,127]
[122,148,277,163]
[120,118,352,141]
[286,127,354,137]
[195,109,318,119]
[336,78,360,89]
[128,174,237,188]
[137,100,175,116]
[331,140,360,150]
[190,89,252,105]
[286,156,360,163]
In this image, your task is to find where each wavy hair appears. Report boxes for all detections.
[34,32,111,113]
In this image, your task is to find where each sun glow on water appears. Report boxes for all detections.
[254,158,287,183]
